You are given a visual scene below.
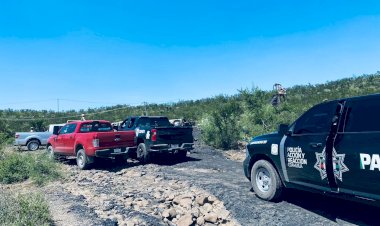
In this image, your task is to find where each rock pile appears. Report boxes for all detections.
[55,164,239,226]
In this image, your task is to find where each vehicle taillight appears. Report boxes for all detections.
[15,134,19,139]
[151,129,157,142]
[92,139,99,147]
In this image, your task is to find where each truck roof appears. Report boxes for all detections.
[67,120,110,125]
[133,116,168,118]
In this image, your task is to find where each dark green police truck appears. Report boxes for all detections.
[118,116,194,163]
[244,94,380,205]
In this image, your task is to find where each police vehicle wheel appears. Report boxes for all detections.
[76,149,90,170]
[251,160,283,201]
[27,140,40,151]
[137,143,150,164]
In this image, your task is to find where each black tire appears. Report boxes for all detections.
[137,143,150,164]
[76,149,90,170]
[47,145,57,159]
[27,140,40,151]
[251,160,283,201]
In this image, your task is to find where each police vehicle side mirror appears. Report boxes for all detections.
[278,124,290,135]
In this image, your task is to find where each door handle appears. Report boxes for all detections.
[310,143,322,148]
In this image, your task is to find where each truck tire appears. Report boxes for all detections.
[76,149,90,170]
[47,145,57,159]
[27,140,40,151]
[251,160,283,201]
[137,143,150,164]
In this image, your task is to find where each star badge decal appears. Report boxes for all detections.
[314,148,349,181]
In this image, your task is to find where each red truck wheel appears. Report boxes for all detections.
[76,149,90,170]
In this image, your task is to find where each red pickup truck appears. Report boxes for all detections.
[47,120,136,169]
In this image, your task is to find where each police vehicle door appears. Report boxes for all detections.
[284,101,338,190]
[334,97,380,200]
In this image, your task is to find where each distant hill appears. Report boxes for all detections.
[1,72,380,147]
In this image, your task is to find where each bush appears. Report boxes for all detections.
[30,153,62,186]
[200,101,242,149]
[0,149,61,185]
[0,151,30,184]
[0,191,52,226]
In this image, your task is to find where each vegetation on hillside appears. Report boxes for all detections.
[0,72,379,149]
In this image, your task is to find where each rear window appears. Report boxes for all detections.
[149,118,171,127]
[345,98,380,132]
[80,122,112,132]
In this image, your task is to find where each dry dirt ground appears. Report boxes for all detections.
[3,142,380,226]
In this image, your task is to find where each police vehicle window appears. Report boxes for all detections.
[150,118,171,127]
[120,121,127,129]
[128,118,136,128]
[294,102,336,134]
[345,99,380,132]
[137,118,149,127]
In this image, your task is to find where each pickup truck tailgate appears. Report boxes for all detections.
[97,131,135,148]
[155,127,193,144]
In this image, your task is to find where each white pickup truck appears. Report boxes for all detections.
[14,124,65,151]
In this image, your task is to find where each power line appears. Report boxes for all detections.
[0,99,55,105]
[0,105,133,122]
[59,98,123,105]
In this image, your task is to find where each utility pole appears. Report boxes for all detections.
[57,98,60,112]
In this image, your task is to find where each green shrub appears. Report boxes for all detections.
[0,151,30,184]
[200,101,242,149]
[0,150,61,185]
[30,153,61,186]
[0,191,52,226]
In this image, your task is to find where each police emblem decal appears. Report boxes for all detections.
[314,148,349,181]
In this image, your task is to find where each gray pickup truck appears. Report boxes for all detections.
[15,124,65,151]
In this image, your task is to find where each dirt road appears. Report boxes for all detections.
[43,143,379,226]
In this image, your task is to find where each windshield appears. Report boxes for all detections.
[80,122,112,132]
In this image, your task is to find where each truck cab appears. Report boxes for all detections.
[244,94,380,205]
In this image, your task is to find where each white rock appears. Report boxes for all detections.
[191,208,200,218]
[207,195,217,204]
[197,216,205,225]
[204,212,218,223]
[196,195,208,206]
[203,203,213,213]
[216,209,230,220]
[162,209,170,218]
[179,198,193,209]
[176,214,194,226]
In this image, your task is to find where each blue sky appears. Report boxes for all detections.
[0,0,379,111]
